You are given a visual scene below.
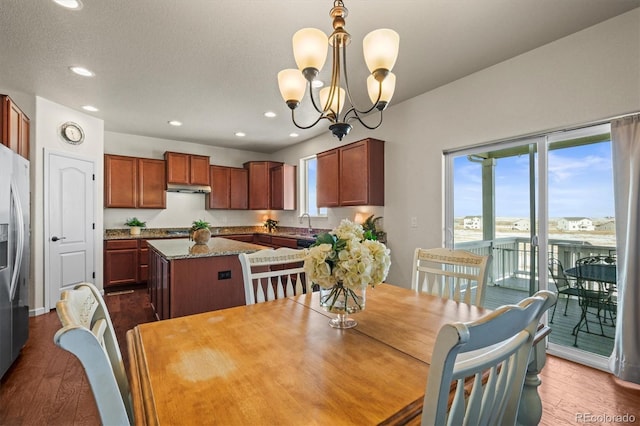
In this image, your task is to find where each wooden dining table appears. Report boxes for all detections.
[126,283,487,425]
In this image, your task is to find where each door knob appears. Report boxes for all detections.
[51,236,66,242]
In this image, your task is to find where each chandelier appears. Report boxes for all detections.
[277,0,399,141]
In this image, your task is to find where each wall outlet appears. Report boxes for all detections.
[410,217,418,228]
[218,270,232,280]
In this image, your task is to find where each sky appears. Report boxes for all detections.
[454,141,615,219]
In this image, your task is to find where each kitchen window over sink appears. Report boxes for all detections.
[300,155,327,217]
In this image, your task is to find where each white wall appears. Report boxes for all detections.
[34,97,104,314]
[273,9,640,288]
[103,132,273,229]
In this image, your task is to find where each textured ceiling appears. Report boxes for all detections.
[1,0,638,152]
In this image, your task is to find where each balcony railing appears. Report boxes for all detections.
[455,237,616,290]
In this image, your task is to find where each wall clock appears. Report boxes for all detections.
[60,121,85,145]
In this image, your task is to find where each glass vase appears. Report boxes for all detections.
[319,282,367,329]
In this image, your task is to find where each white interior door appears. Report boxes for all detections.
[46,151,95,309]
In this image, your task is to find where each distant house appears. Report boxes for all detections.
[512,219,530,231]
[595,221,616,231]
[463,216,481,229]
[557,217,595,231]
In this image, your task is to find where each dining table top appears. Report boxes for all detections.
[127,283,487,425]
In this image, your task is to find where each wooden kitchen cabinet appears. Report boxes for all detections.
[104,240,139,288]
[244,161,282,209]
[316,148,340,207]
[244,161,296,210]
[165,151,210,186]
[138,158,167,208]
[270,164,296,210]
[317,138,385,207]
[206,165,248,209]
[104,155,138,207]
[148,248,246,320]
[1,94,30,159]
[104,154,166,208]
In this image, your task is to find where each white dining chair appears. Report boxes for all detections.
[421,290,557,426]
[53,282,132,425]
[411,247,491,307]
[239,247,311,305]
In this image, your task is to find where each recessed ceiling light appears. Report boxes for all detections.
[312,80,324,88]
[264,111,277,118]
[235,132,246,137]
[168,120,183,126]
[81,105,99,112]
[53,0,83,10]
[289,133,299,138]
[69,66,94,77]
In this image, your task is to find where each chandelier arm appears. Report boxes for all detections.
[341,45,382,116]
[290,109,331,130]
[345,109,384,130]
[307,81,325,115]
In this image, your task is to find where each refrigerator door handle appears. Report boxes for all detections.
[9,180,24,301]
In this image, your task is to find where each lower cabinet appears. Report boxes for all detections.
[104,240,139,288]
[148,248,247,320]
[104,238,159,288]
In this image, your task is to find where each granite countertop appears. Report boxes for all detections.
[147,237,268,260]
[104,226,323,241]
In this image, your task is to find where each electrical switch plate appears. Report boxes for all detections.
[410,217,418,228]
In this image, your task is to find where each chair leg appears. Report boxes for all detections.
[562,294,570,316]
[550,301,557,323]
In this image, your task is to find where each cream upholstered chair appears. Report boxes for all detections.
[54,282,132,425]
[421,290,557,426]
[411,247,491,307]
[239,247,311,305]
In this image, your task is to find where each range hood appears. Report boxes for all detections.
[166,183,211,193]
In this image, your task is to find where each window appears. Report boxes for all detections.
[300,155,327,217]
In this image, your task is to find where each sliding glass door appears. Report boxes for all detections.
[445,123,616,369]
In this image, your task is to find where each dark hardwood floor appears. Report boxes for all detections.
[1,287,638,425]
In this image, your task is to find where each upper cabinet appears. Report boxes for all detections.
[270,163,296,210]
[243,161,296,210]
[206,165,248,210]
[104,155,166,208]
[317,138,385,207]
[0,94,30,159]
[165,152,210,186]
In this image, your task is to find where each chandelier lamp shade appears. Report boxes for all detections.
[277,0,399,141]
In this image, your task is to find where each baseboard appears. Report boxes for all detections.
[29,307,48,317]
[547,342,610,372]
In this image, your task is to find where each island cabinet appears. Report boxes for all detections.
[147,239,259,320]
[317,138,385,207]
[1,94,30,159]
[206,165,248,209]
[104,155,167,208]
[165,151,210,186]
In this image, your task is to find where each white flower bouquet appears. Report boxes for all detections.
[304,219,391,317]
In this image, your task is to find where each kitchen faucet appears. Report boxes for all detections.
[299,213,312,233]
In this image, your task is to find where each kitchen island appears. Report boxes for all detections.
[147,237,267,320]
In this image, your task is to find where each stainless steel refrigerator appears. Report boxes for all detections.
[0,143,29,379]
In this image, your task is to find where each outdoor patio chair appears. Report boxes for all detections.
[547,258,580,323]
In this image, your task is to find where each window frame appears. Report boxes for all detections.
[299,154,328,218]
